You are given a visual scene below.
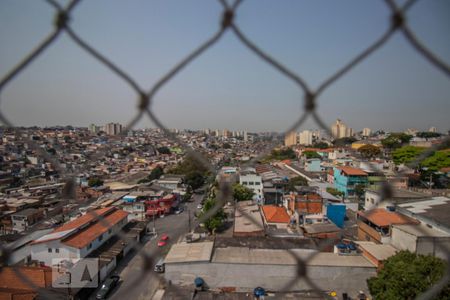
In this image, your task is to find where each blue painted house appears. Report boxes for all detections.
[333,166,368,197]
[305,159,323,172]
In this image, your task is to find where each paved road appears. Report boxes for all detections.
[103,193,204,300]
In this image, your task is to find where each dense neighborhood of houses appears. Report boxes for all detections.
[0,123,449,299]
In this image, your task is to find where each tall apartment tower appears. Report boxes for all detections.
[284,131,297,147]
[104,123,122,135]
[299,130,313,146]
[362,128,372,137]
[429,127,437,133]
[331,119,353,139]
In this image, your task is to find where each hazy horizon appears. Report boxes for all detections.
[1,0,449,133]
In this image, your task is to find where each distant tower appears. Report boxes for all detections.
[299,130,313,146]
[362,128,372,137]
[429,127,437,133]
[331,119,352,139]
[284,131,297,147]
[243,131,248,142]
[104,123,123,135]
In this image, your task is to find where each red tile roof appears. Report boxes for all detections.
[261,205,290,223]
[0,266,52,290]
[62,209,128,249]
[53,207,114,233]
[358,208,417,227]
[338,166,368,176]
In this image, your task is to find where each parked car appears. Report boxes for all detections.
[174,208,184,214]
[157,240,167,247]
[154,258,165,273]
[96,275,120,299]
[160,234,169,241]
[197,204,203,209]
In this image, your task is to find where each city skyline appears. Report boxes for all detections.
[1,0,449,132]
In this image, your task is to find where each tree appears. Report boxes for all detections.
[354,184,366,200]
[358,144,381,158]
[268,148,297,160]
[392,146,425,165]
[88,177,104,187]
[168,154,209,175]
[199,198,227,234]
[303,151,321,159]
[416,132,442,138]
[185,171,205,190]
[333,137,356,146]
[286,176,308,192]
[157,146,171,155]
[381,133,413,149]
[326,187,344,198]
[232,184,255,201]
[138,166,164,184]
[367,251,449,300]
[222,143,232,149]
[312,142,329,149]
[420,150,450,172]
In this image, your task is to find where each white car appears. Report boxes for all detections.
[197,204,203,209]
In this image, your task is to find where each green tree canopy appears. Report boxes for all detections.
[232,184,255,201]
[157,146,171,155]
[286,176,308,192]
[421,150,450,172]
[333,137,357,146]
[358,144,381,158]
[88,177,104,187]
[269,148,297,160]
[168,154,209,175]
[303,151,321,159]
[222,143,232,149]
[185,171,205,190]
[326,187,344,198]
[138,166,164,184]
[312,142,329,149]
[392,146,425,165]
[367,251,449,300]
[416,132,442,138]
[198,198,227,234]
[381,133,413,149]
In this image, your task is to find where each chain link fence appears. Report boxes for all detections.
[0,0,449,299]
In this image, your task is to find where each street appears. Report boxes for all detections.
[102,193,204,300]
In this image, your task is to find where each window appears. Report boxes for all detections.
[108,229,112,234]
[98,234,103,242]
[55,248,60,253]
[87,243,92,250]
[48,248,52,253]
[249,182,254,185]
[242,181,248,185]
[255,182,260,185]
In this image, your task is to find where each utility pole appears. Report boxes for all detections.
[188,208,191,232]
[153,213,156,234]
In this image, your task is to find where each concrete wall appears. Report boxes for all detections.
[165,262,376,295]
[391,226,450,260]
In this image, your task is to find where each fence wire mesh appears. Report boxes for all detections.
[0,0,449,299]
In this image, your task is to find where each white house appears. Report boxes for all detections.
[239,174,263,202]
[30,207,128,267]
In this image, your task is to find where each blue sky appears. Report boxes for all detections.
[0,0,449,133]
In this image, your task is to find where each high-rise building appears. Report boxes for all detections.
[284,131,297,147]
[331,119,353,139]
[429,127,437,133]
[243,131,248,142]
[362,128,372,137]
[104,123,123,135]
[88,123,99,134]
[222,129,230,138]
[299,130,313,146]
